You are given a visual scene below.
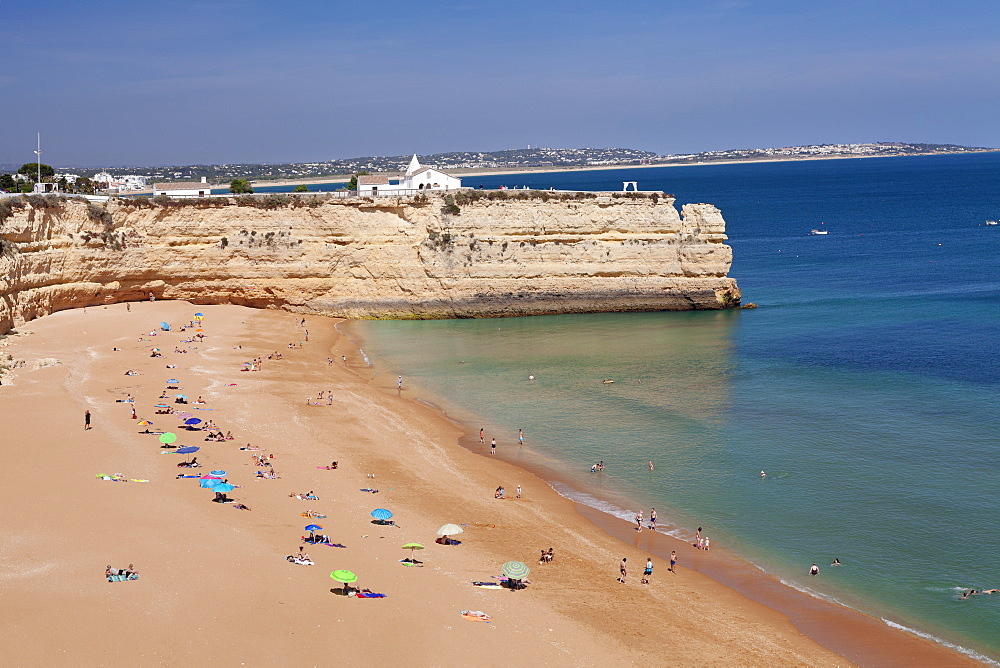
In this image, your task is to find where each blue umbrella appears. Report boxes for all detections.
[160,322,170,330]
[212,483,235,493]
[210,470,227,476]
[184,418,202,425]
[194,313,204,317]
[370,508,393,521]
[304,524,324,531]
[166,379,179,384]
[176,446,200,454]
[175,394,188,399]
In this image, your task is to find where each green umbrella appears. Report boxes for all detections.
[402,542,424,561]
[502,561,530,579]
[330,569,357,583]
[159,432,177,444]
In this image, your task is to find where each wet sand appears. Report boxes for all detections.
[0,301,978,665]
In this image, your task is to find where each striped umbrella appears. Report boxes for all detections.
[501,561,530,579]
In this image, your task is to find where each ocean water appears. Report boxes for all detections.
[351,153,1000,660]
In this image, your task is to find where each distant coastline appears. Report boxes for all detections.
[244,148,999,190]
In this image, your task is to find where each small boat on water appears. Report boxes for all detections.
[809,229,829,235]
[986,220,998,226]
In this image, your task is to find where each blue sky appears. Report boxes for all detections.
[1,0,998,166]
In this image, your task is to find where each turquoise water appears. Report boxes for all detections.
[352,153,1000,660]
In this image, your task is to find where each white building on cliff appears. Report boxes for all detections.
[357,155,461,195]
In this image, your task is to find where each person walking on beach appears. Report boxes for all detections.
[342,355,347,366]
[84,410,91,430]
[619,557,627,584]
[649,508,656,530]
[704,537,711,551]
[491,438,497,455]
[516,484,522,499]
[670,551,677,573]
[635,510,643,532]
[479,428,485,444]
[518,429,524,446]
[641,557,653,584]
[397,376,403,391]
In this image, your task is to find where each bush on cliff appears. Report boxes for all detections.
[440,195,461,216]
[0,196,26,223]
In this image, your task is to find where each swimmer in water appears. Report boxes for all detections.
[648,461,654,471]
[760,470,767,478]
[809,563,820,576]
[832,558,842,566]
[528,374,535,381]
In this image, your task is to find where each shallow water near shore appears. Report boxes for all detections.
[352,152,1000,661]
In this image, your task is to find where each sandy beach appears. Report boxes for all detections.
[0,302,980,666]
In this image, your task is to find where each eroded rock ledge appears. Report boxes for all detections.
[0,192,740,332]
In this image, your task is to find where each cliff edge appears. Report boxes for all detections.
[0,192,740,332]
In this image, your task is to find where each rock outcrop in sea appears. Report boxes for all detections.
[0,192,740,332]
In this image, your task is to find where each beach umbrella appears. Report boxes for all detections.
[200,474,223,479]
[160,322,170,330]
[370,508,393,521]
[436,524,463,536]
[194,313,204,317]
[137,420,152,426]
[159,432,177,444]
[175,394,188,399]
[501,561,530,579]
[184,418,202,425]
[210,470,227,476]
[155,403,169,408]
[199,478,222,488]
[330,569,357,584]
[212,483,235,493]
[305,524,324,532]
[167,378,179,384]
[402,542,424,560]
[176,446,200,454]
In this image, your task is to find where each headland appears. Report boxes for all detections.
[0,192,739,334]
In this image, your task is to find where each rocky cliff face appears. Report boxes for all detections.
[0,192,739,332]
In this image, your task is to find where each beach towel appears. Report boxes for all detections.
[176,475,199,479]
[461,610,491,622]
[354,592,386,598]
[107,574,140,582]
[359,488,379,493]
[400,560,423,567]
[471,581,503,589]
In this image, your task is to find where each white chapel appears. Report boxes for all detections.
[357,155,462,195]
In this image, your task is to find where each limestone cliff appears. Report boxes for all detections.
[0,192,739,332]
